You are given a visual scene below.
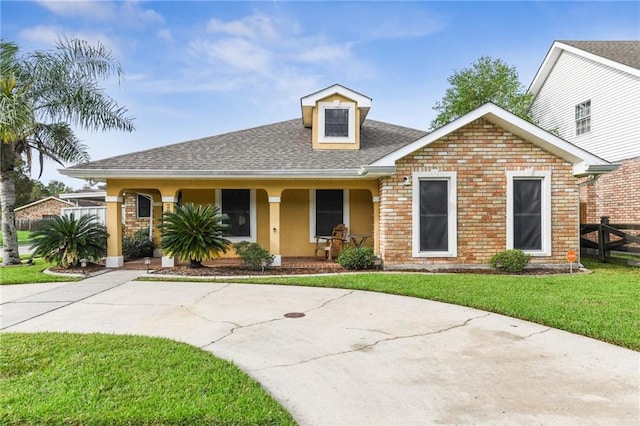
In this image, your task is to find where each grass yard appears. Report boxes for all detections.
[190,259,639,351]
[0,333,295,425]
[0,260,80,284]
[0,231,32,246]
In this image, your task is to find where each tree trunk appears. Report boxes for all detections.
[1,142,21,265]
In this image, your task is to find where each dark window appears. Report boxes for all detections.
[513,179,542,250]
[222,189,250,237]
[137,194,151,218]
[419,180,448,251]
[324,108,349,137]
[316,190,343,236]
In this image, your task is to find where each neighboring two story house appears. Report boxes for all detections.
[62,84,614,269]
[528,40,640,223]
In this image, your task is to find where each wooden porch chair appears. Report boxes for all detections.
[314,224,348,260]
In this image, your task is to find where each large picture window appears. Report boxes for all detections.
[215,189,256,242]
[507,171,551,256]
[309,190,350,241]
[412,172,457,257]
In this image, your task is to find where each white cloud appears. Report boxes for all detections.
[36,0,116,20]
[19,25,122,56]
[157,29,173,42]
[207,14,278,41]
[35,0,164,26]
[190,38,272,72]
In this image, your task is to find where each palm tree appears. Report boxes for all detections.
[1,39,134,265]
[159,203,232,268]
[30,214,108,268]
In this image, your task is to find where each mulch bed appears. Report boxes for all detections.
[47,263,578,276]
[152,265,348,276]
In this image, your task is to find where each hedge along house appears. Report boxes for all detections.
[61,84,615,269]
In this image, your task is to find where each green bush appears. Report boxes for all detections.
[337,246,376,270]
[133,227,150,241]
[30,215,107,268]
[235,241,274,270]
[158,203,231,268]
[490,249,532,273]
[123,238,154,260]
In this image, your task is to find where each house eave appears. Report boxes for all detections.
[572,163,620,177]
[60,168,389,181]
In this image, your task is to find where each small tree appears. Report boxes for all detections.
[158,203,231,268]
[30,214,107,268]
[430,56,533,129]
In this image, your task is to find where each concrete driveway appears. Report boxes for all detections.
[1,270,638,425]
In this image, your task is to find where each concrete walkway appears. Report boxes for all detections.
[1,271,638,425]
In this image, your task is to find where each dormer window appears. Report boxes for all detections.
[318,101,355,143]
[325,108,349,137]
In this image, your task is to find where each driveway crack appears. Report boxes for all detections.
[257,312,491,371]
[199,289,355,349]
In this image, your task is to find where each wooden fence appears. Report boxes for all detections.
[580,217,640,266]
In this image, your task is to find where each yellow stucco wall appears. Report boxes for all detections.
[182,189,213,206]
[105,178,379,260]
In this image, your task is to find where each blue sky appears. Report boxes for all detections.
[2,0,639,188]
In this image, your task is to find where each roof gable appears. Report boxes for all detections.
[15,196,74,211]
[300,84,372,127]
[529,40,640,96]
[367,103,616,177]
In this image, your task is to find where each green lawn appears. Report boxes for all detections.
[150,260,639,351]
[0,231,32,246]
[0,260,80,284]
[0,333,295,425]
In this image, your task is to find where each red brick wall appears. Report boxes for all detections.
[14,198,71,220]
[580,156,640,224]
[379,118,579,268]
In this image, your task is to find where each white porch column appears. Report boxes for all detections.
[105,195,124,268]
[372,195,381,257]
[161,195,177,267]
[268,195,282,266]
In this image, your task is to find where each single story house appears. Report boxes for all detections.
[14,196,74,221]
[62,84,616,269]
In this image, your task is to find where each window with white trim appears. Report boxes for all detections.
[412,172,457,257]
[137,194,152,218]
[575,100,591,136]
[318,101,355,143]
[506,171,551,256]
[309,189,350,241]
[215,189,256,242]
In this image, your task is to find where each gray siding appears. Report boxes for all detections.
[530,51,640,162]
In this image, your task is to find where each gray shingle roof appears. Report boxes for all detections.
[65,119,427,175]
[560,40,640,69]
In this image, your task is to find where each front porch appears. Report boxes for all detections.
[105,179,380,269]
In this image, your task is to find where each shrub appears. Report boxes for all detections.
[490,249,532,273]
[337,246,376,270]
[30,215,107,268]
[133,227,150,241]
[123,238,154,260]
[158,203,231,268]
[235,241,274,270]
